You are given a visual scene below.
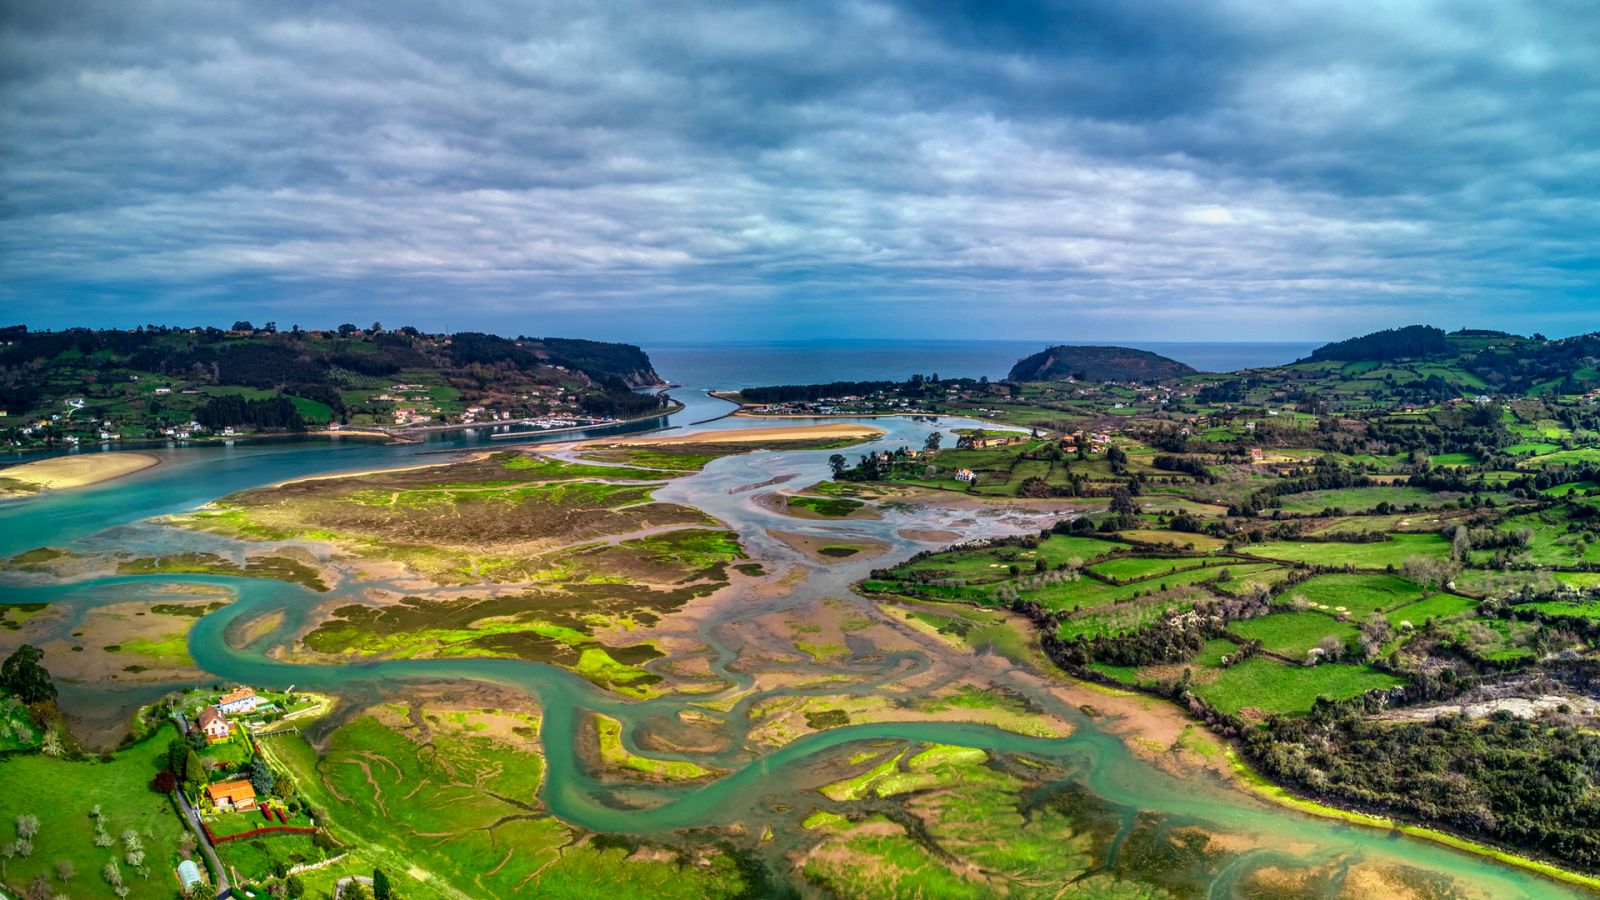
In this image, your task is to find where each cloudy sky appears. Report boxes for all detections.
[3,0,1597,341]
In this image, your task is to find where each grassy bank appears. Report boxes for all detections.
[1225,749,1600,893]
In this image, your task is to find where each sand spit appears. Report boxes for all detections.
[0,452,159,497]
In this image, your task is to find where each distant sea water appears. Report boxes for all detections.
[646,340,1323,390]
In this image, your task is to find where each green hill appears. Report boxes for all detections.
[1008,345,1197,383]
[0,324,665,447]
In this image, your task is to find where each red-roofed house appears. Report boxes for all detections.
[205,779,257,812]
[218,687,259,715]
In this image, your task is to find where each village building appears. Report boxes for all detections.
[218,686,260,715]
[197,706,231,742]
[205,779,258,812]
[954,468,978,483]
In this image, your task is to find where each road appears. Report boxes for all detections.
[174,786,231,899]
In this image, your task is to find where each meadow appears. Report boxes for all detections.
[1230,612,1359,659]
[1276,573,1424,617]
[1193,658,1403,716]
[1246,533,1451,567]
[0,726,188,900]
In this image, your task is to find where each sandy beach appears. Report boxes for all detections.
[0,451,160,497]
[607,422,885,445]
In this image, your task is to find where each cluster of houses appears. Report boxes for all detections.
[191,687,266,812]
[194,686,262,743]
[748,391,926,416]
[1058,431,1113,454]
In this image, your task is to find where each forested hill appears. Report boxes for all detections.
[1280,326,1600,397]
[1007,345,1197,382]
[0,324,665,445]
[1302,325,1454,362]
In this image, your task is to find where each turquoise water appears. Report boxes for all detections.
[0,392,1586,898]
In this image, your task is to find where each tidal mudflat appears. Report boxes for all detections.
[0,415,1585,898]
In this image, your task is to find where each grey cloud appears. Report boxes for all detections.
[1,0,1595,339]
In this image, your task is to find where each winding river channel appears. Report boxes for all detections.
[0,389,1586,898]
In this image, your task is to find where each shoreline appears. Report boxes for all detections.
[388,398,682,438]
[258,452,495,490]
[720,405,1037,436]
[0,451,161,498]
[1,400,686,458]
[602,421,886,445]
[1224,749,1600,892]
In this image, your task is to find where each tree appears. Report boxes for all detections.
[372,867,392,900]
[168,738,188,777]
[1403,555,1458,596]
[103,859,122,888]
[17,813,39,839]
[39,729,63,758]
[1,645,57,705]
[231,321,254,332]
[184,748,206,793]
[338,323,359,335]
[55,858,73,881]
[343,881,370,900]
[247,758,276,796]
[1109,487,1139,517]
[285,874,305,898]
[924,431,942,452]
[828,454,847,479]
[152,770,177,793]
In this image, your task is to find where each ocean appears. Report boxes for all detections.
[645,339,1322,390]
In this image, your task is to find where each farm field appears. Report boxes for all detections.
[0,725,189,900]
[1273,486,1459,514]
[1088,555,1221,581]
[1192,659,1403,716]
[1247,533,1451,567]
[1230,612,1359,659]
[1028,563,1278,611]
[1277,573,1425,617]
[1385,593,1478,627]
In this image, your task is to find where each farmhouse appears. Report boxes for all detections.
[954,469,978,483]
[205,779,258,812]
[218,686,259,715]
[197,705,231,742]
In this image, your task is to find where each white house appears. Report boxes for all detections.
[218,686,259,715]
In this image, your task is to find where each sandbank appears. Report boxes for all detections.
[0,451,159,495]
[769,529,890,563]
